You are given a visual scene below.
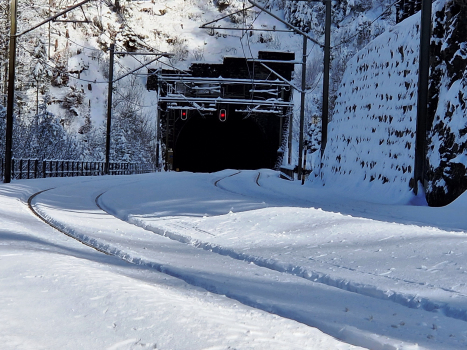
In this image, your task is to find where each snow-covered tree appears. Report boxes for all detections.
[0,2,9,107]
[111,75,155,164]
[21,96,82,160]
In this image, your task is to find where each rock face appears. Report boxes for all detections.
[426,0,467,206]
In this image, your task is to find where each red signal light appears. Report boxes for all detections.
[219,109,227,122]
[180,110,188,120]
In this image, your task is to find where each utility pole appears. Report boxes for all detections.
[104,51,171,175]
[2,1,9,107]
[247,0,330,183]
[156,78,161,170]
[297,34,307,179]
[414,0,432,195]
[104,43,115,175]
[48,0,51,59]
[5,0,18,184]
[321,0,331,159]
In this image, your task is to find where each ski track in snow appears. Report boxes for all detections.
[26,171,467,350]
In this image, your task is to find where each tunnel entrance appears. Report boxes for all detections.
[174,113,276,173]
[149,51,295,172]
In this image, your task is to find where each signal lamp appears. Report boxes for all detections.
[219,109,227,122]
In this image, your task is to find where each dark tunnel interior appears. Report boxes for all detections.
[173,115,278,173]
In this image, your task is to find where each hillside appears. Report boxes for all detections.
[1,0,299,164]
[1,0,465,205]
[0,0,394,164]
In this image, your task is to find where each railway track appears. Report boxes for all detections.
[26,170,265,261]
[24,173,467,350]
[28,187,112,256]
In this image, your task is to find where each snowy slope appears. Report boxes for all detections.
[11,0,301,134]
[310,0,467,206]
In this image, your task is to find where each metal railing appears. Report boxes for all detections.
[0,158,155,181]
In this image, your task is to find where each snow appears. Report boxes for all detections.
[1,174,360,350]
[3,0,467,348]
[2,170,467,349]
[316,11,423,201]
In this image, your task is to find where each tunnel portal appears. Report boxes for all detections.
[174,112,278,173]
[149,51,295,173]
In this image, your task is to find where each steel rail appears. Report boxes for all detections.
[27,188,111,255]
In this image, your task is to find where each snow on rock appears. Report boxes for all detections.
[313,14,421,202]
[309,0,467,206]
[426,0,467,206]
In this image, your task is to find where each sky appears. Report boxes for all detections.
[2,170,467,350]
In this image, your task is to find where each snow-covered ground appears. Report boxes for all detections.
[2,170,467,349]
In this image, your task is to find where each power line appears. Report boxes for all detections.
[64,37,102,52]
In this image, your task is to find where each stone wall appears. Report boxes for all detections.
[317,15,420,202]
[317,0,467,206]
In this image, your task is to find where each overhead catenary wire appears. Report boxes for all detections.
[99,0,164,55]
[240,1,259,117]
[19,1,318,109]
[49,23,168,87]
[64,36,102,52]
[306,72,323,94]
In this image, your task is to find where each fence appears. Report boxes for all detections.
[0,158,155,181]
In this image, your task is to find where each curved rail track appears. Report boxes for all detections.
[28,187,113,255]
[27,171,465,329]
[26,170,264,262]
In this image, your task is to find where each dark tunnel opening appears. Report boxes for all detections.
[173,114,278,173]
